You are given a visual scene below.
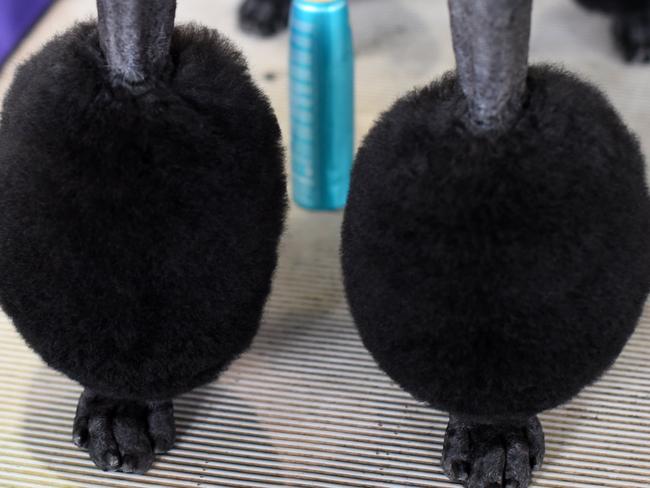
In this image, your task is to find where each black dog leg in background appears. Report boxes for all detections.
[239,0,291,37]
[576,0,650,62]
[613,7,650,62]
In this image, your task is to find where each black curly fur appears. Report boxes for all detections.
[0,22,287,401]
[342,65,650,422]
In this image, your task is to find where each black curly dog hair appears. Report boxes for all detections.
[342,65,650,419]
[0,19,286,400]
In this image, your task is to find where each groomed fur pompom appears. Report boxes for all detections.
[0,23,287,400]
[341,65,650,421]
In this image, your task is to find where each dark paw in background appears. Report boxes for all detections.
[73,389,175,474]
[239,0,291,36]
[442,416,545,488]
[575,0,650,62]
[614,11,650,62]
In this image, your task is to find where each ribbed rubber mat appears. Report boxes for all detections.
[0,211,648,487]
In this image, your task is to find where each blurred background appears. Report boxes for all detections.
[0,1,649,487]
[2,0,650,159]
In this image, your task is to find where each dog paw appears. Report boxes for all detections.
[613,11,650,63]
[238,0,291,37]
[72,389,175,473]
[441,415,544,488]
